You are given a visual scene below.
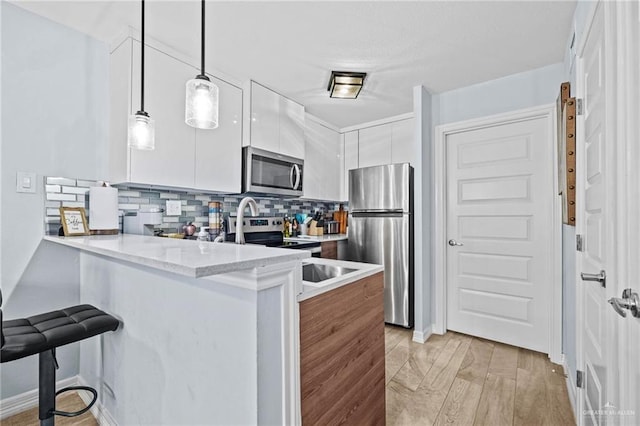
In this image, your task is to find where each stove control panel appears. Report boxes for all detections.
[227,216,284,234]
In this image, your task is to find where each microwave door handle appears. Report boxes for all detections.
[293,164,301,190]
[289,165,295,189]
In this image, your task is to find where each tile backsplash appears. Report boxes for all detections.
[44,176,345,235]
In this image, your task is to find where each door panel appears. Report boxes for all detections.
[446,117,552,352]
[347,214,412,327]
[578,5,610,426]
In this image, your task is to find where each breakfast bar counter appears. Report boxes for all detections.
[42,235,306,425]
[44,234,310,278]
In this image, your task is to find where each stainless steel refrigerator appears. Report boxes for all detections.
[347,163,414,328]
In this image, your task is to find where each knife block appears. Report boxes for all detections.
[308,220,323,236]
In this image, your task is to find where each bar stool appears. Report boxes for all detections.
[0,290,120,425]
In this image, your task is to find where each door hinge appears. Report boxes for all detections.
[576,98,584,115]
[576,234,584,252]
[577,370,584,388]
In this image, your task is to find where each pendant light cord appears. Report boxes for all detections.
[141,0,145,112]
[200,0,205,76]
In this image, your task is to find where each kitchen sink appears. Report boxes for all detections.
[302,263,357,283]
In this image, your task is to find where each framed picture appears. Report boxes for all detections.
[59,207,89,236]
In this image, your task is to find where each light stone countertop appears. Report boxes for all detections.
[44,234,310,278]
[284,233,348,243]
[297,257,383,302]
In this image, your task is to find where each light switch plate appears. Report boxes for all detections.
[166,200,182,216]
[16,171,37,193]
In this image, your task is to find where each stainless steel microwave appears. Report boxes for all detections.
[242,146,304,196]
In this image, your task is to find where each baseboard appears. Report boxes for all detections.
[563,357,578,420]
[412,325,433,344]
[0,375,78,420]
[77,376,117,426]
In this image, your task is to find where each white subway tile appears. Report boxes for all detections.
[118,204,140,210]
[46,208,61,216]
[76,179,99,187]
[47,177,75,186]
[159,193,179,199]
[118,190,141,197]
[62,186,89,195]
[163,217,179,223]
[45,184,61,193]
[47,193,76,201]
[62,201,87,208]
[45,201,61,208]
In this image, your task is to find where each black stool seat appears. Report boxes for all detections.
[1,304,119,363]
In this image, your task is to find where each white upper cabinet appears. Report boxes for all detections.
[109,38,243,192]
[391,118,415,165]
[194,74,243,193]
[341,131,359,201]
[304,117,341,201]
[280,96,306,159]
[250,82,280,153]
[249,81,305,158]
[129,41,196,188]
[358,124,392,168]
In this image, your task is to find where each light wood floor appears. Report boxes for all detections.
[385,326,576,426]
[3,329,575,426]
[1,392,97,426]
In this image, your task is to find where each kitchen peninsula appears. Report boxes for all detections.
[43,234,383,425]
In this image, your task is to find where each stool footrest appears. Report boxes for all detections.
[50,386,97,418]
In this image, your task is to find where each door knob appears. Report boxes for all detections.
[448,239,464,247]
[581,270,606,287]
[608,289,640,318]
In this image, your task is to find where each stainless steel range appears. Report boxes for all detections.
[225,216,321,254]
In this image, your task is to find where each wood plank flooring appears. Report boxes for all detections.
[1,392,97,426]
[385,326,576,426]
[4,328,575,426]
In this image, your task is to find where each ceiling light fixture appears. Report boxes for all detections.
[327,71,367,99]
[185,0,219,129]
[128,0,155,150]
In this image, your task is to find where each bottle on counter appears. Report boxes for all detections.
[197,226,210,242]
[283,217,290,238]
[292,218,299,237]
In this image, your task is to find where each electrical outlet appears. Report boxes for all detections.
[16,171,37,193]
[166,200,182,216]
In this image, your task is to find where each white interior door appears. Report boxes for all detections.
[576,4,619,425]
[445,115,553,352]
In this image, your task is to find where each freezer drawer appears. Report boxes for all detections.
[347,213,414,327]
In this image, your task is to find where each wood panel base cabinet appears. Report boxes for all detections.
[299,272,385,425]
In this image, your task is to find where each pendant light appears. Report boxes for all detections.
[185,0,219,129]
[128,0,155,150]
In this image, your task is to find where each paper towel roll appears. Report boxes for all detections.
[89,186,119,231]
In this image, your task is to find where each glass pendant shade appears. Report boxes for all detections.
[128,112,155,150]
[185,76,219,129]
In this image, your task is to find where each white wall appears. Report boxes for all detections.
[0,2,108,399]
[413,86,432,339]
[433,62,566,126]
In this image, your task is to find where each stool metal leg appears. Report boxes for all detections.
[39,349,56,426]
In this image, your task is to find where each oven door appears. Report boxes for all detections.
[243,147,304,196]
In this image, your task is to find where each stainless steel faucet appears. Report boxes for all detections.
[235,197,259,244]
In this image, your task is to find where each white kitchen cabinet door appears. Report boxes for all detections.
[342,131,359,201]
[194,75,243,193]
[129,41,196,187]
[250,81,280,153]
[358,124,392,168]
[391,118,415,165]
[304,118,340,200]
[279,96,305,159]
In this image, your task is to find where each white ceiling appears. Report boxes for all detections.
[10,1,576,128]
